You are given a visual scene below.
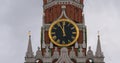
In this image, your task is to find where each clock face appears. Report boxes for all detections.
[49,19,79,47]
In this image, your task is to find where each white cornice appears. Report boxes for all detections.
[43,0,83,10]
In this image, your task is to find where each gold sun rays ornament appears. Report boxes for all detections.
[49,19,79,47]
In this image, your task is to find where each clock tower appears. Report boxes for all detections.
[24,0,105,63]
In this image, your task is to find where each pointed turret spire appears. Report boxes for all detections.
[95,32,104,57]
[25,31,34,57]
[25,31,35,62]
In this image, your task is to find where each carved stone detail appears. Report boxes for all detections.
[69,47,76,59]
[52,47,59,59]
[56,47,73,63]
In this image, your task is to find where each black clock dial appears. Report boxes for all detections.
[51,21,77,44]
[49,19,79,47]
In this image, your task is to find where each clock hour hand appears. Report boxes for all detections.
[58,23,66,37]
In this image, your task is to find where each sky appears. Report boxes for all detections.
[0,0,120,63]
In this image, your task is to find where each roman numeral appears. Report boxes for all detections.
[72,32,76,34]
[51,32,55,34]
[72,36,75,39]
[56,39,60,43]
[68,40,71,42]
[53,27,57,29]
[53,36,57,40]
[57,23,61,27]
[71,27,75,30]
[62,41,65,44]
[67,23,70,26]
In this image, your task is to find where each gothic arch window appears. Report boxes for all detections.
[86,58,94,63]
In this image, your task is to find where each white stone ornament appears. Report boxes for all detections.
[69,47,76,59]
[82,40,86,48]
[78,46,84,57]
[58,5,69,19]
[50,42,53,48]
[75,42,78,48]
[35,47,43,59]
[95,34,104,57]
[52,47,59,59]
[42,41,46,48]
[56,47,73,63]
[44,46,51,58]
[87,46,94,58]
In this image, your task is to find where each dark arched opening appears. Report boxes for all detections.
[71,59,77,63]
[36,59,43,63]
[52,59,58,63]
[86,58,94,63]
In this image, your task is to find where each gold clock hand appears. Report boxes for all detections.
[63,26,66,36]
[57,23,65,36]
[62,22,66,36]
[57,23,62,29]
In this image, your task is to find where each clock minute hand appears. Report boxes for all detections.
[58,23,66,36]
[62,22,66,37]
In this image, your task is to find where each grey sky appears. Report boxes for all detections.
[0,0,119,63]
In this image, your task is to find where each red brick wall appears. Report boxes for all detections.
[43,0,47,5]
[77,30,83,44]
[44,4,83,23]
[44,31,50,44]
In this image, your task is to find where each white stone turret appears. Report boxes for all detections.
[35,47,43,60]
[82,40,86,48]
[25,31,35,63]
[52,47,59,59]
[42,41,46,48]
[69,47,76,59]
[44,46,51,58]
[95,34,104,57]
[50,42,53,48]
[75,42,79,48]
[87,46,94,58]
[78,45,85,57]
